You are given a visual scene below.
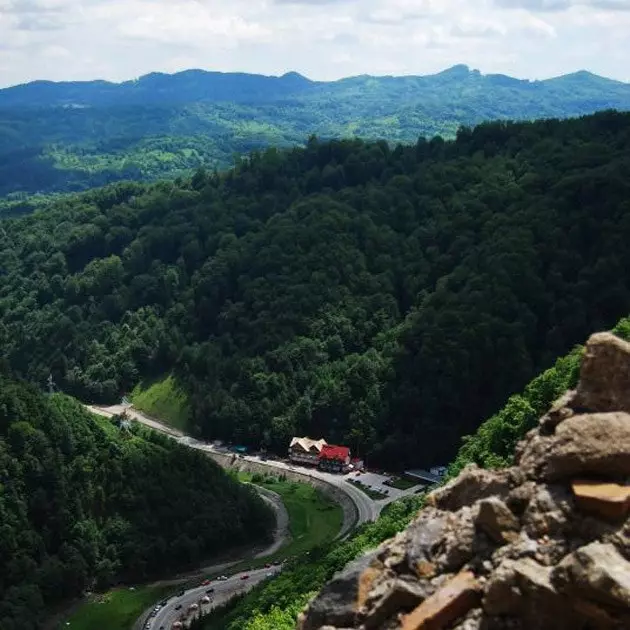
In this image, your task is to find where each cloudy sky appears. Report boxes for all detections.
[0,0,628,87]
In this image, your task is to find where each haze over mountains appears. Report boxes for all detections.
[1,65,629,202]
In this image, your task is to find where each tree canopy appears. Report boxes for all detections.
[0,373,273,630]
[1,110,630,469]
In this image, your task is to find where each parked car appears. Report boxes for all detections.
[266,572,273,577]
[201,579,210,586]
[175,604,182,611]
[205,587,215,594]
[240,574,250,580]
[201,596,211,604]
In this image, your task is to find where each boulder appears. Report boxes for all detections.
[427,465,511,512]
[297,550,382,630]
[551,542,630,610]
[518,412,630,481]
[522,484,572,539]
[571,480,630,522]
[362,578,429,629]
[401,571,482,630]
[475,497,520,545]
[573,332,630,413]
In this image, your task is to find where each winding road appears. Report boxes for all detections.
[86,402,419,629]
[146,566,282,630]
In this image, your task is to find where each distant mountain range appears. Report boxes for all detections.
[1,64,629,201]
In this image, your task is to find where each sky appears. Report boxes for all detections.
[0,0,629,88]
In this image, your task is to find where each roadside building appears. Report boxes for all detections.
[402,468,444,485]
[318,444,351,473]
[288,437,327,465]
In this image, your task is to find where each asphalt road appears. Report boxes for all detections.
[147,566,281,630]
[88,403,385,525]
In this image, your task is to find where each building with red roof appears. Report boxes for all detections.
[318,444,351,473]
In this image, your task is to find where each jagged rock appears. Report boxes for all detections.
[482,560,521,616]
[427,465,511,512]
[518,412,630,481]
[407,506,483,576]
[539,390,577,434]
[476,498,520,544]
[552,542,630,610]
[506,481,537,516]
[572,480,630,522]
[522,484,572,539]
[297,550,382,630]
[401,571,482,630]
[297,331,630,630]
[361,578,429,629]
[573,332,630,414]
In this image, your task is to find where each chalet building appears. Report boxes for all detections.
[318,444,351,473]
[288,437,327,465]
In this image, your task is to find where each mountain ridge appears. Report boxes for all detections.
[1,64,628,108]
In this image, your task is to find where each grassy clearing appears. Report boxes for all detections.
[347,479,388,500]
[237,472,343,563]
[60,585,172,630]
[385,477,419,491]
[130,374,190,431]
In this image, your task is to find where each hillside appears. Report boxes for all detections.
[0,373,273,630]
[1,65,630,198]
[191,318,630,630]
[299,331,630,630]
[1,111,630,470]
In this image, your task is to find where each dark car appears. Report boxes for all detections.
[205,588,215,594]
[175,604,182,611]
[240,574,250,580]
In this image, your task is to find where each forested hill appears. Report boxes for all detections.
[0,373,273,630]
[1,111,630,469]
[1,65,630,199]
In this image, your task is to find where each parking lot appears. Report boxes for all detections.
[347,471,424,500]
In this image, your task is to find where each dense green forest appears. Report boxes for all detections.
[1,65,629,197]
[1,110,630,468]
[190,314,630,630]
[0,374,273,630]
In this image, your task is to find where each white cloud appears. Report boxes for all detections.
[0,0,628,87]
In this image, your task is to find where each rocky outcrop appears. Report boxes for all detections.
[297,332,630,630]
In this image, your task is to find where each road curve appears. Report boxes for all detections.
[147,566,281,630]
[87,403,384,526]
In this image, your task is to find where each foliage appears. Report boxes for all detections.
[0,374,273,630]
[59,585,172,630]
[2,111,630,470]
[131,374,191,431]
[1,66,629,197]
[448,314,630,475]
[193,496,425,630]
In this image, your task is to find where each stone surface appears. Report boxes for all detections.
[297,332,630,630]
[476,497,520,544]
[427,465,511,512]
[552,542,630,609]
[572,479,630,522]
[401,571,482,630]
[573,332,630,414]
[518,412,630,481]
[362,578,429,629]
[297,551,381,630]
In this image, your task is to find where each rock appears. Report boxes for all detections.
[539,390,577,434]
[551,542,630,610]
[362,578,429,629]
[571,479,630,522]
[298,551,382,630]
[522,485,572,539]
[483,560,520,616]
[427,465,511,512]
[401,571,482,630]
[518,412,630,481]
[506,481,537,516]
[476,498,520,545]
[573,332,630,414]
[406,508,448,575]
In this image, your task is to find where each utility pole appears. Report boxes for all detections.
[47,373,55,395]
